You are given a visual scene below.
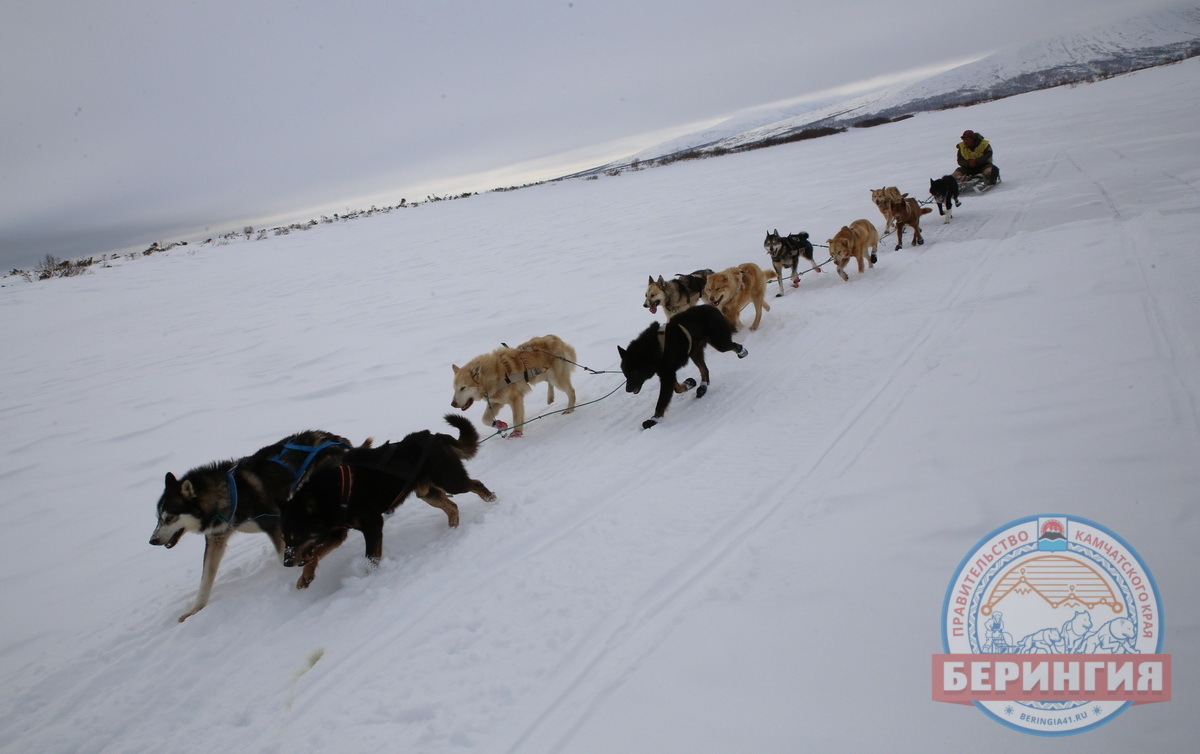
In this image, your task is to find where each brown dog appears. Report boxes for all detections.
[870,187,905,233]
[887,196,934,250]
[702,262,773,331]
[826,219,880,281]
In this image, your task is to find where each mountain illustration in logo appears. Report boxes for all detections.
[981,555,1122,616]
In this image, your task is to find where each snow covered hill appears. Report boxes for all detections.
[591,1,1200,171]
[1,53,1198,754]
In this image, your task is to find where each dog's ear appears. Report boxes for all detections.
[451,364,460,374]
[647,275,654,285]
[617,345,626,358]
[164,471,179,489]
[656,275,666,285]
[180,479,196,501]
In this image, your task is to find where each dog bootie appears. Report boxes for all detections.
[642,417,660,429]
[682,377,697,391]
[737,346,749,359]
[696,381,709,398]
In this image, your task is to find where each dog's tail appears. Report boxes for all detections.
[442,413,482,460]
[920,207,933,215]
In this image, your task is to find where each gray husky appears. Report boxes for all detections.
[149,429,356,622]
[763,230,818,296]
[643,269,713,319]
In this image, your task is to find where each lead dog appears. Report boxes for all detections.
[887,195,934,249]
[451,334,577,438]
[282,414,495,588]
[643,269,713,318]
[763,230,818,296]
[870,186,905,233]
[149,429,355,621]
[618,304,748,429]
[702,262,773,332]
[929,175,961,223]
[826,219,880,281]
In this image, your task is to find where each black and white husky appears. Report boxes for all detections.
[617,304,747,429]
[149,429,356,621]
[929,175,961,223]
[763,229,818,295]
[644,268,713,319]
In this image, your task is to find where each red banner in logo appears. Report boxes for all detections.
[932,654,1172,705]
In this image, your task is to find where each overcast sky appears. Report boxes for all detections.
[0,0,1182,271]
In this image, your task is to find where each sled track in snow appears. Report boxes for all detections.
[497,164,1049,752]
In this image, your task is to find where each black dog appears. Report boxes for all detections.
[281,414,495,588]
[764,229,819,296]
[617,304,748,429]
[930,175,961,223]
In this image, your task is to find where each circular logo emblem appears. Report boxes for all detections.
[937,515,1168,735]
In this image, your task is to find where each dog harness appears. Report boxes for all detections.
[270,440,348,487]
[501,365,545,386]
[219,440,348,526]
[657,322,694,353]
[334,439,434,514]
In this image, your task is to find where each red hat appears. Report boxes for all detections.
[961,130,975,139]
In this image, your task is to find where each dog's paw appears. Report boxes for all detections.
[916,238,925,246]
[894,243,903,251]
[296,575,313,590]
[682,377,697,391]
[508,429,524,439]
[641,417,660,429]
[736,346,749,359]
[775,292,783,298]
[696,382,709,398]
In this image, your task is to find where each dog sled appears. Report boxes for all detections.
[957,168,1002,194]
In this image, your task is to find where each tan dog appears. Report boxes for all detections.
[451,335,577,438]
[826,219,880,281]
[702,262,772,331]
[870,186,905,233]
[886,196,934,249]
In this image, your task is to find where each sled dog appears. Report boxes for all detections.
[702,262,772,332]
[870,186,905,233]
[149,429,355,621]
[763,230,818,295]
[888,195,934,249]
[643,269,713,318]
[826,219,880,281]
[617,304,747,429]
[282,414,495,588]
[451,334,577,437]
[929,175,961,223]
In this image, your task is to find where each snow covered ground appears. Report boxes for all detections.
[1,58,1198,752]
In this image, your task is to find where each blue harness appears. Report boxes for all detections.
[221,440,348,525]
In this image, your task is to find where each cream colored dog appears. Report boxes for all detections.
[826,219,880,281]
[451,335,577,438]
[702,262,772,331]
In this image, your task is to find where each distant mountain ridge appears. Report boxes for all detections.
[576,2,1200,176]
